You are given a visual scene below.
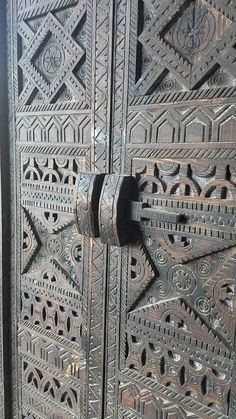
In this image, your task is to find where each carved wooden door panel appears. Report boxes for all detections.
[7,0,236,418]
[103,1,236,418]
[8,1,114,418]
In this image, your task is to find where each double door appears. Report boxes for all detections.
[2,0,236,417]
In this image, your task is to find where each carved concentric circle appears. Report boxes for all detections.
[214,253,226,263]
[156,281,168,298]
[63,90,72,101]
[41,42,64,77]
[215,386,223,395]
[159,76,176,92]
[154,249,168,265]
[78,65,86,81]
[142,55,152,70]
[76,26,86,47]
[168,265,196,295]
[196,260,212,277]
[208,69,225,87]
[195,296,211,314]
[35,92,43,103]
[190,377,198,385]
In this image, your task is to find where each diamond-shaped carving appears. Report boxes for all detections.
[34,35,65,82]
[163,3,217,65]
[24,208,83,290]
[138,0,235,90]
[19,13,84,100]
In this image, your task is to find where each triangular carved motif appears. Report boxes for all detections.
[128,242,157,311]
[22,207,41,273]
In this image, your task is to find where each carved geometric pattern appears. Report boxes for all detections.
[128,243,156,311]
[21,153,87,216]
[119,371,229,418]
[117,153,236,417]
[8,0,236,418]
[106,1,236,417]
[16,114,91,143]
[130,0,236,100]
[22,209,83,286]
[127,105,236,146]
[17,0,88,106]
[9,0,114,417]
[17,1,78,20]
[125,296,233,414]
[19,193,85,414]
[132,157,236,262]
[22,208,41,274]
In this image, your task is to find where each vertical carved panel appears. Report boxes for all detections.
[106,1,236,418]
[85,1,114,418]
[8,0,113,417]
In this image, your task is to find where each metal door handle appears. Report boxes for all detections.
[75,172,138,246]
[75,173,183,246]
[75,172,236,247]
[75,172,105,238]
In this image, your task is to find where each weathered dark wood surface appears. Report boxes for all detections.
[5,0,236,418]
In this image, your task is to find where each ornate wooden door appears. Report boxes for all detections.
[8,0,114,418]
[5,0,236,418]
[102,1,236,418]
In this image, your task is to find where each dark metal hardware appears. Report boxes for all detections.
[75,172,236,248]
[75,172,183,246]
[75,172,138,245]
[130,201,183,224]
[75,172,105,238]
[99,174,138,247]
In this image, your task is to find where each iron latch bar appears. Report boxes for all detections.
[130,201,183,224]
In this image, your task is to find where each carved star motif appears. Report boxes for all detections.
[19,13,84,101]
[22,207,83,290]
